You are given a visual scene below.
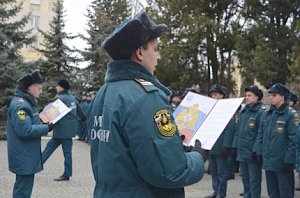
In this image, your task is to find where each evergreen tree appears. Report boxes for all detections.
[289,21,300,78]
[80,0,130,91]
[38,0,78,104]
[236,0,300,88]
[147,0,240,94]
[0,0,34,118]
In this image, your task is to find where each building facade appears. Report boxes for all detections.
[14,0,55,62]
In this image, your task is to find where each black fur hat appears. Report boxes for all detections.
[288,91,298,105]
[102,11,168,60]
[245,85,263,101]
[268,83,290,98]
[209,84,228,98]
[17,70,45,90]
[57,79,70,90]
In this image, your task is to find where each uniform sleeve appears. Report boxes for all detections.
[56,95,67,105]
[222,117,236,148]
[284,114,297,164]
[11,106,49,139]
[254,113,265,155]
[252,110,263,152]
[77,103,86,120]
[231,118,239,148]
[124,93,204,188]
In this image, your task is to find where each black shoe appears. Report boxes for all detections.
[228,175,235,180]
[239,193,243,196]
[54,175,69,181]
[295,187,300,191]
[204,194,217,198]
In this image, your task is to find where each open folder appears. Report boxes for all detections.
[39,99,72,124]
[173,92,244,150]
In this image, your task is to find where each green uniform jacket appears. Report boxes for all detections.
[235,102,264,162]
[89,60,204,198]
[255,101,297,171]
[7,87,49,174]
[53,90,84,138]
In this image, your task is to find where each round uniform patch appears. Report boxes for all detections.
[276,121,285,133]
[248,118,256,128]
[154,109,176,137]
[17,110,26,121]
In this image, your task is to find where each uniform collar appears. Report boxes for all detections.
[243,101,262,112]
[105,60,171,96]
[57,90,69,95]
[14,87,38,106]
[270,100,289,114]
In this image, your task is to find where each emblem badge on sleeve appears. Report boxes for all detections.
[154,109,176,137]
[17,110,26,121]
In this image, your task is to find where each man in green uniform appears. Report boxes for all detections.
[7,70,53,197]
[205,84,234,198]
[42,79,85,181]
[255,83,297,198]
[78,92,88,141]
[88,11,207,198]
[234,85,264,198]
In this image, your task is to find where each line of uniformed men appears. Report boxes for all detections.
[172,83,300,198]
[77,91,96,143]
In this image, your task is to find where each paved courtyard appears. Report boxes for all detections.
[1,139,299,198]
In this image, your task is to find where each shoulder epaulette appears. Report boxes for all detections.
[17,97,25,104]
[288,106,297,113]
[134,79,158,92]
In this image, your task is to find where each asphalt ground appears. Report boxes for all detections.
[1,139,299,198]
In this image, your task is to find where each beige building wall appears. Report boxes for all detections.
[231,57,269,105]
[231,56,243,97]
[12,0,56,62]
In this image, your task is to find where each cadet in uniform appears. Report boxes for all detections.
[84,92,93,143]
[78,92,88,141]
[289,91,300,191]
[42,79,85,181]
[233,85,264,198]
[205,85,235,198]
[255,83,297,198]
[88,12,207,198]
[228,106,241,180]
[7,70,53,197]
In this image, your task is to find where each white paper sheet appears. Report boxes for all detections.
[188,97,244,149]
[173,92,244,150]
[39,99,72,124]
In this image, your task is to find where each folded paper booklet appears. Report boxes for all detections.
[39,99,72,124]
[173,92,244,150]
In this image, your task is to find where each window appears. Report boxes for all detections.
[30,0,41,4]
[30,15,39,28]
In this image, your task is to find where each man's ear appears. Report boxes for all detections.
[134,47,143,61]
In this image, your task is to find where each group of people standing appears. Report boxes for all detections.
[77,90,96,143]
[6,72,86,197]
[171,82,299,198]
[6,10,300,198]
